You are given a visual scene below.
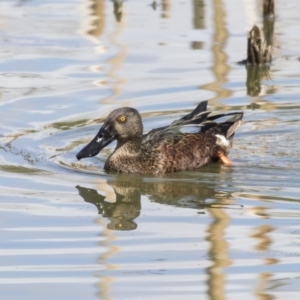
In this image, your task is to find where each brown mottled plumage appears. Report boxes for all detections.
[76,101,243,175]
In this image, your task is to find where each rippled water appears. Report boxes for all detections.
[1,0,300,299]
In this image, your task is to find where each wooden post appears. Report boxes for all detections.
[263,0,275,17]
[247,25,271,66]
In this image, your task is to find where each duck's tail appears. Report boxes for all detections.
[207,112,243,139]
[175,102,243,136]
[204,112,243,152]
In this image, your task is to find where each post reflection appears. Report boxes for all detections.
[263,16,274,48]
[250,209,278,300]
[252,224,273,252]
[111,0,123,22]
[161,0,171,18]
[246,66,271,97]
[191,0,205,49]
[205,206,231,300]
[255,273,275,300]
[192,0,205,29]
[202,0,232,106]
[95,220,118,300]
[88,0,105,37]
[79,0,105,40]
[80,0,127,102]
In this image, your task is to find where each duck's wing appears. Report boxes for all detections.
[144,102,243,144]
[144,101,210,139]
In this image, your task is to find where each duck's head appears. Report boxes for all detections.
[76,107,143,160]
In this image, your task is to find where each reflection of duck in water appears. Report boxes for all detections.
[76,174,235,230]
[76,101,243,175]
[76,184,140,231]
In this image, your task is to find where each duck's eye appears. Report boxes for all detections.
[118,116,126,123]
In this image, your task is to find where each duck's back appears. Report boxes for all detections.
[140,129,219,174]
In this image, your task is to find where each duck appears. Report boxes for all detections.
[76,101,243,175]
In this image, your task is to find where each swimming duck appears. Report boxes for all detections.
[76,101,243,175]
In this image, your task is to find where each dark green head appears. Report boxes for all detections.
[76,107,143,160]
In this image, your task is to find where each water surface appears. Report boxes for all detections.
[0,0,300,299]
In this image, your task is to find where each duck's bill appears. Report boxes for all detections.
[76,128,115,160]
